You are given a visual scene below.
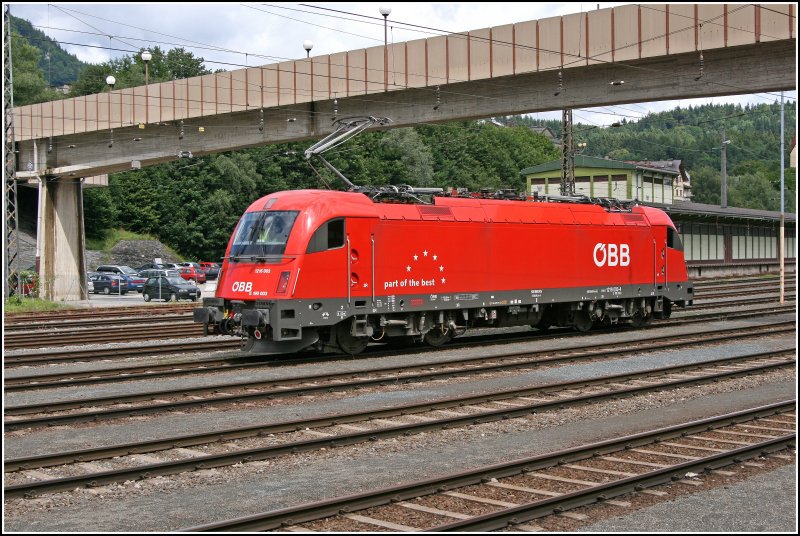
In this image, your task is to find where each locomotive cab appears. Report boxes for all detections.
[193,191,379,354]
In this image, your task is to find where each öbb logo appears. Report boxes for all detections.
[232,281,253,293]
[593,243,630,267]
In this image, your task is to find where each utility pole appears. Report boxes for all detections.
[779,92,785,304]
[560,109,575,196]
[4,5,21,299]
[720,126,728,208]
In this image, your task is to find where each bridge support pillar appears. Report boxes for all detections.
[39,177,87,301]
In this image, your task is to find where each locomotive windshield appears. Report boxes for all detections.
[230,210,299,258]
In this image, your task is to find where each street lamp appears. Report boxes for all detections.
[303,40,313,58]
[141,49,152,85]
[379,5,391,90]
[106,76,115,146]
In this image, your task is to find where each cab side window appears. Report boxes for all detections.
[306,219,345,253]
[667,227,684,251]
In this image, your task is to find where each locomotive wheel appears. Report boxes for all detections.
[242,335,256,352]
[630,312,651,328]
[423,328,452,347]
[335,321,368,354]
[654,300,673,319]
[573,309,593,332]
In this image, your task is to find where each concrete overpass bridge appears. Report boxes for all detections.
[8,3,797,300]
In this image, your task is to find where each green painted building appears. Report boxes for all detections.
[520,155,678,204]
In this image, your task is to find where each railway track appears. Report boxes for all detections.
[3,303,193,324]
[4,351,794,498]
[4,302,795,367]
[4,320,794,394]
[3,321,203,349]
[180,401,795,532]
[4,323,794,431]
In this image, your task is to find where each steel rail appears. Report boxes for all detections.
[430,435,796,531]
[179,401,795,532]
[3,312,193,331]
[4,353,794,496]
[694,286,795,299]
[4,323,203,349]
[3,303,193,323]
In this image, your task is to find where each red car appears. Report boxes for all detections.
[178,266,207,284]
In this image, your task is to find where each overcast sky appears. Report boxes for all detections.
[9,2,796,127]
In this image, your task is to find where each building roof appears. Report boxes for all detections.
[529,126,557,139]
[651,200,796,223]
[628,160,682,173]
[520,155,636,176]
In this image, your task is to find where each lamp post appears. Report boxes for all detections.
[379,5,391,90]
[141,49,152,85]
[303,40,313,58]
[141,50,152,124]
[106,75,115,145]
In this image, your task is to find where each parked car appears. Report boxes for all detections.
[88,272,129,295]
[142,276,202,302]
[96,265,147,293]
[135,262,166,272]
[178,266,206,284]
[138,268,181,279]
[199,261,220,280]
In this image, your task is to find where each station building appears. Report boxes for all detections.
[520,156,796,278]
[521,155,687,205]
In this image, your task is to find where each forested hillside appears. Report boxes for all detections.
[10,15,86,88]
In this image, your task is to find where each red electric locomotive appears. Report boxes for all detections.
[193,187,694,354]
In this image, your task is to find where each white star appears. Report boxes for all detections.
[423,250,428,257]
[441,277,446,284]
[407,265,411,272]
[413,254,418,261]
[439,265,444,272]
[433,254,438,260]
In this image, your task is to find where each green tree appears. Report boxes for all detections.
[690,165,720,205]
[728,171,780,211]
[83,187,118,239]
[69,46,210,97]
[9,34,62,105]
